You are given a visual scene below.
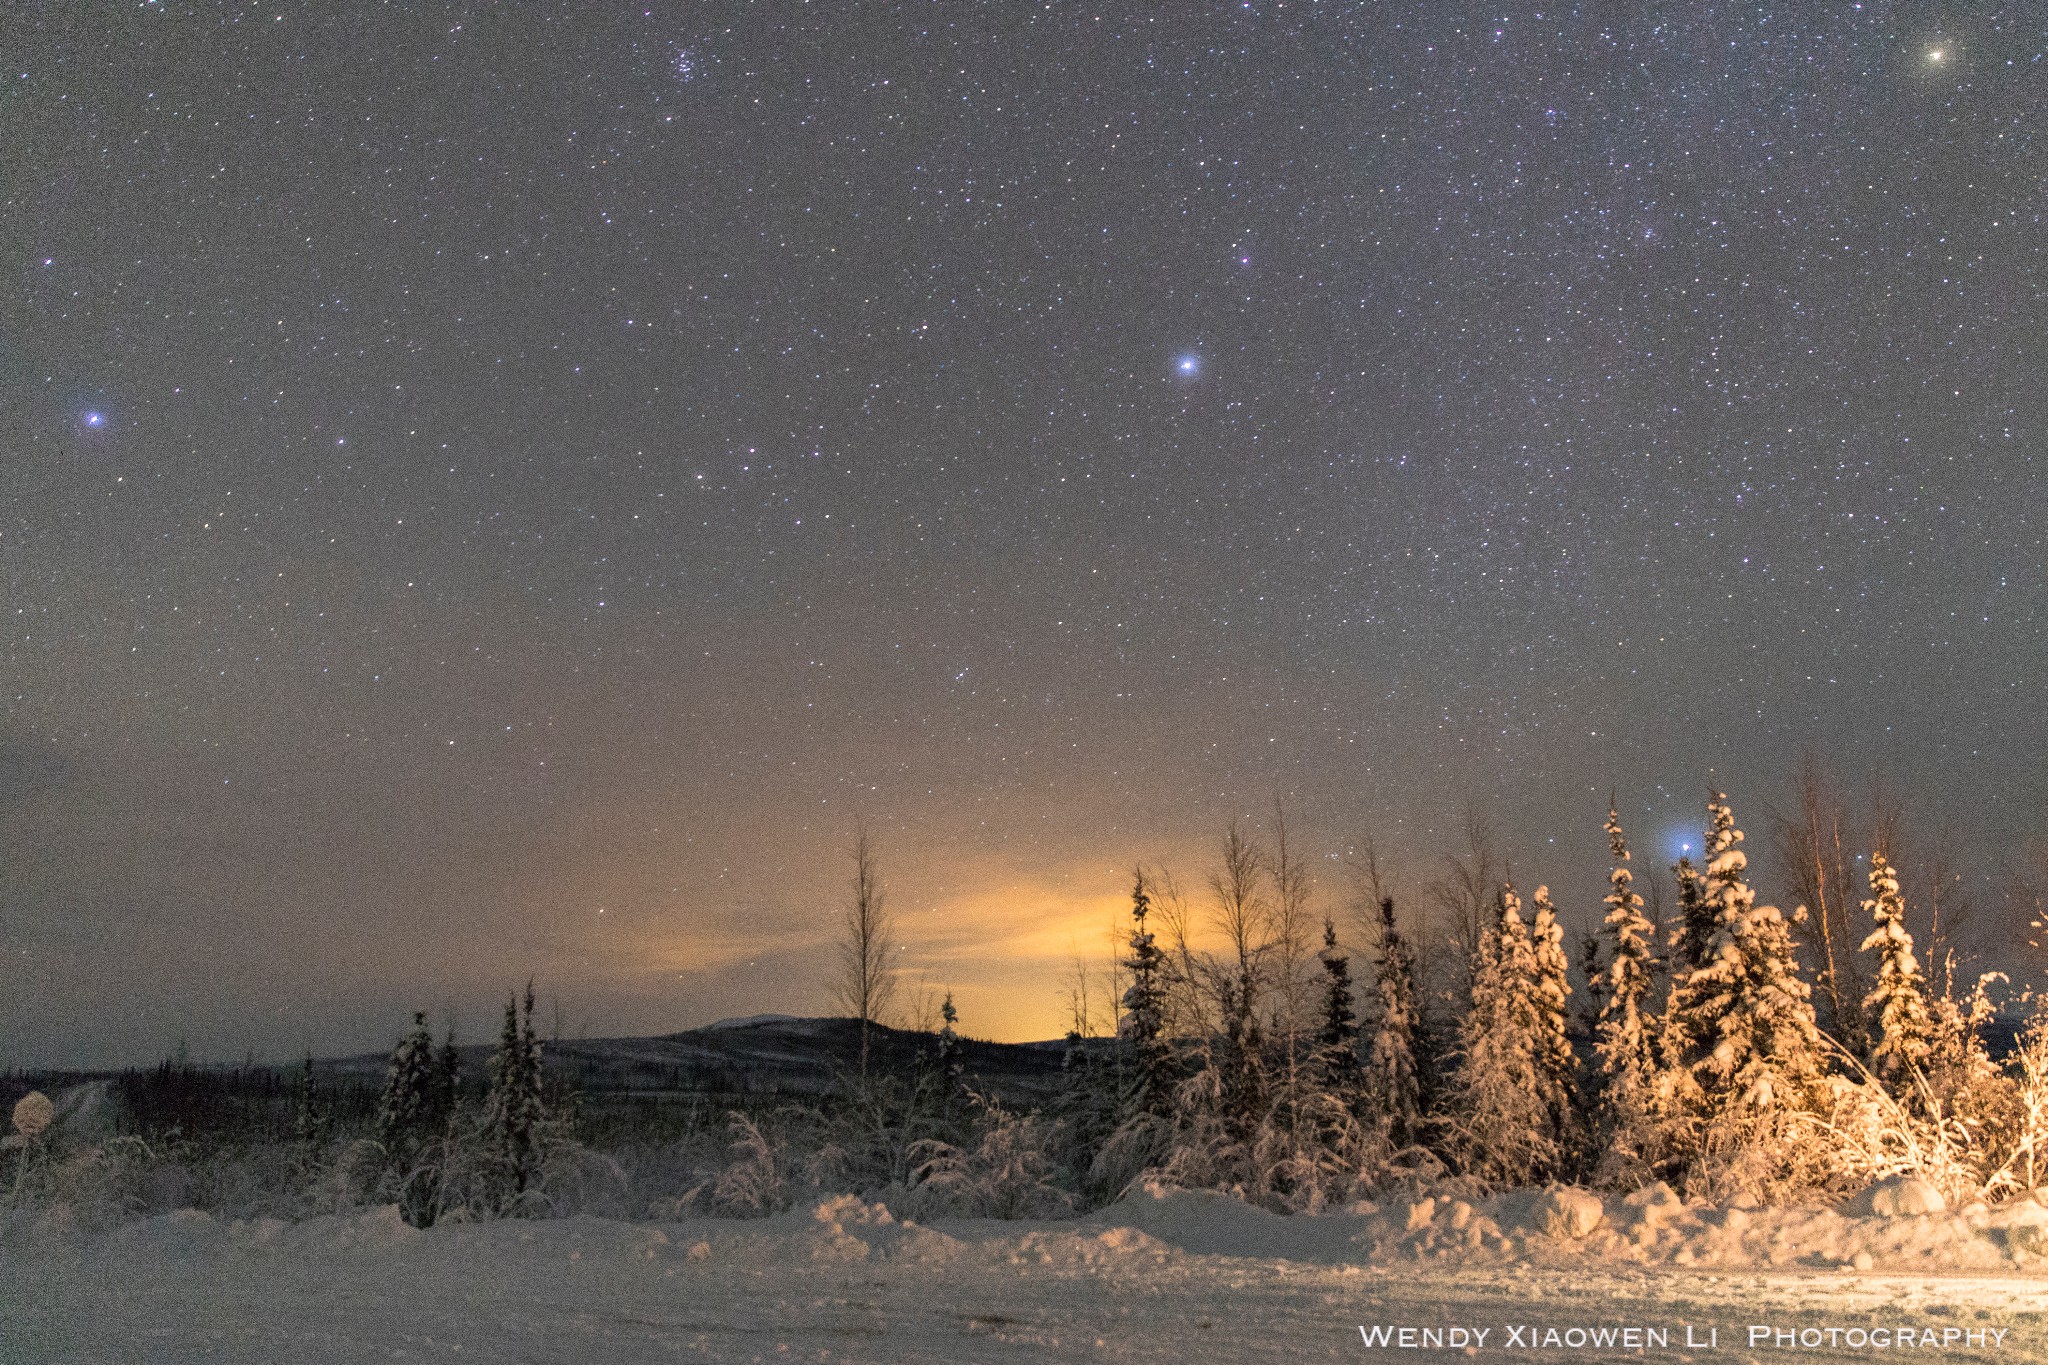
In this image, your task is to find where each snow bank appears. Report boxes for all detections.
[17,1200,2044,1365]
[1324,1182,2048,1275]
[1086,1183,1341,1260]
[12,1181,2048,1282]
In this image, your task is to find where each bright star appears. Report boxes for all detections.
[1927,47,1944,62]
[84,411,104,427]
[1176,354,1200,376]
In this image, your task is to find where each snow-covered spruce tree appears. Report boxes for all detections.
[1314,917,1361,1093]
[1363,895,1423,1147]
[1577,930,1607,1038]
[483,982,547,1208]
[1860,851,1934,1088]
[1119,868,1176,1120]
[291,1052,326,1145]
[377,1012,450,1226]
[1660,793,1829,1196]
[1671,852,1714,973]
[1050,1010,1125,1202]
[1590,805,1663,1181]
[378,1013,438,1156]
[1527,886,1578,1146]
[434,1030,460,1133]
[1441,885,1554,1186]
[936,992,963,1079]
[902,990,974,1145]
[287,1052,329,1199]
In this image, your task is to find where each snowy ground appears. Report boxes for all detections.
[7,1189,2048,1363]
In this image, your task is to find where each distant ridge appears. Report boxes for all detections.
[296,1015,1076,1106]
[703,1013,802,1031]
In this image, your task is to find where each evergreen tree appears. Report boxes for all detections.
[1314,917,1360,1090]
[1215,975,1266,1136]
[291,1052,325,1145]
[377,1012,450,1227]
[1577,930,1607,1038]
[1591,805,1662,1176]
[1662,794,1827,1139]
[1859,851,1933,1086]
[1672,852,1714,972]
[936,991,963,1077]
[1118,869,1174,1118]
[1363,896,1422,1146]
[484,981,547,1205]
[1527,886,1578,1142]
[1443,886,1554,1185]
[433,1030,460,1133]
[922,990,972,1125]
[1051,1022,1121,1196]
[377,1012,438,1157]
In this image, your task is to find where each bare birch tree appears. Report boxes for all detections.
[1147,865,1210,1037]
[1770,752,1867,1051]
[1269,802,1318,1129]
[835,821,897,1075]
[1267,798,1317,1079]
[1207,821,1272,1127]
[1427,806,1499,1004]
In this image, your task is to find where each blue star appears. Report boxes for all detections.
[1175,354,1201,376]
[83,411,105,428]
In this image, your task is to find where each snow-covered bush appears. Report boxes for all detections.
[906,1100,1070,1219]
[710,1112,788,1216]
[2002,1004,2048,1194]
[1811,1042,2014,1211]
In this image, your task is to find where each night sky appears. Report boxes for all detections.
[5,3,2043,1068]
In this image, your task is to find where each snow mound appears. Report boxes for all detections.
[103,1208,227,1258]
[280,1204,425,1254]
[1621,1180,1685,1227]
[1090,1182,1356,1261]
[1531,1186,1605,1239]
[227,1216,293,1247]
[496,1216,682,1265]
[1842,1174,1946,1218]
[1351,1193,1513,1261]
[1096,1184,1287,1258]
[791,1195,962,1263]
[1003,1224,1175,1267]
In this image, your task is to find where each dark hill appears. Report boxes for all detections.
[321,1015,1075,1106]
[6,1019,1084,1140]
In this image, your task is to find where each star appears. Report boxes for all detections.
[1175,354,1200,376]
[83,411,105,427]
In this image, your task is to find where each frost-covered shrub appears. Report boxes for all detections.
[2001,1005,2048,1194]
[29,1134,168,1226]
[711,1112,788,1216]
[1812,1058,2011,1210]
[906,1102,1070,1219]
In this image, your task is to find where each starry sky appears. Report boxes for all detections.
[4,2,2043,1068]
